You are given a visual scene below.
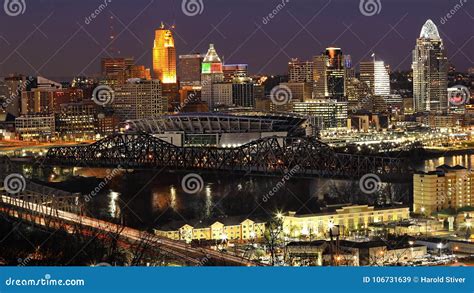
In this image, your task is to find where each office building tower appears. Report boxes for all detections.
[101,57,135,77]
[292,99,348,129]
[412,19,448,113]
[201,44,225,109]
[279,82,312,102]
[21,77,62,115]
[178,54,203,87]
[288,58,313,83]
[153,23,177,84]
[223,64,248,82]
[360,59,390,96]
[232,80,256,108]
[313,47,347,98]
[112,79,166,121]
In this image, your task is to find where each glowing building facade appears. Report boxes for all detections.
[313,47,348,98]
[153,24,177,84]
[412,20,448,113]
[201,44,225,110]
[360,59,390,96]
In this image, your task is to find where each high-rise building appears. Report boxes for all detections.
[101,57,151,84]
[178,54,203,87]
[21,77,62,115]
[153,23,177,84]
[412,19,448,113]
[288,58,313,83]
[279,82,312,102]
[223,64,248,82]
[292,99,348,129]
[313,47,347,98]
[232,80,256,108]
[360,59,390,96]
[201,44,225,110]
[101,57,135,77]
[112,79,166,121]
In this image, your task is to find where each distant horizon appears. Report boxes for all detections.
[0,0,472,78]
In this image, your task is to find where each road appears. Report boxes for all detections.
[0,194,263,266]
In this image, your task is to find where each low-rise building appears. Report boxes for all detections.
[282,205,410,238]
[15,115,55,141]
[413,165,474,215]
[154,216,266,242]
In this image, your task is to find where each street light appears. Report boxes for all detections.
[437,242,443,257]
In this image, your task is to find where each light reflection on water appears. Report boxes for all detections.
[108,191,120,218]
[34,154,474,228]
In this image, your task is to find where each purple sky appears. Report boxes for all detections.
[0,0,472,81]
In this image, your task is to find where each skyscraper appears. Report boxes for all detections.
[313,47,347,98]
[201,44,225,110]
[360,58,390,96]
[412,19,448,113]
[288,58,313,83]
[178,54,203,87]
[223,64,248,82]
[153,23,177,84]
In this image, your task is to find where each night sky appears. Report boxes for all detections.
[0,0,472,81]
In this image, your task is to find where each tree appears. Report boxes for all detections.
[264,216,283,266]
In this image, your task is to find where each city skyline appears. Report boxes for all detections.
[0,0,472,81]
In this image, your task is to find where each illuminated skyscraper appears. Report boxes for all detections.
[178,54,203,87]
[153,23,177,84]
[313,47,347,98]
[288,58,313,83]
[201,44,225,109]
[412,19,448,113]
[360,58,390,96]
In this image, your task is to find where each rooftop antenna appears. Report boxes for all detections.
[108,13,120,56]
